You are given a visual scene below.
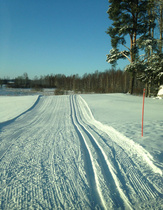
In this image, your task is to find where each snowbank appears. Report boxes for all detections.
[157,85,163,97]
[82,93,163,162]
[0,95,39,123]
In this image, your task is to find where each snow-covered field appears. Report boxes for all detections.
[0,93,162,209]
[0,95,39,123]
[82,94,163,163]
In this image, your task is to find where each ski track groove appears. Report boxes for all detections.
[0,96,89,209]
[71,95,132,210]
[70,96,105,209]
[0,95,162,209]
[73,95,163,209]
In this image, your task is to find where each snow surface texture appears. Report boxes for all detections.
[0,95,39,123]
[0,94,162,209]
[82,94,163,164]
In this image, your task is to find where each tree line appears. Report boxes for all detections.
[106,0,163,96]
[1,69,152,95]
[1,0,162,96]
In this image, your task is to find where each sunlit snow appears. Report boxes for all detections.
[157,85,163,97]
[0,91,162,209]
[0,95,39,123]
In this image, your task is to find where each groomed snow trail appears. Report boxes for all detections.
[0,95,162,209]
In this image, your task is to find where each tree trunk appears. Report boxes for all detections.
[159,2,162,53]
[145,82,149,97]
[129,71,135,94]
[148,81,151,97]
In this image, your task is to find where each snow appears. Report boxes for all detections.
[0,93,162,209]
[0,95,39,123]
[157,85,163,97]
[82,94,163,161]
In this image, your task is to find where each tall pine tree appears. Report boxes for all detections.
[106,0,149,94]
[132,0,163,96]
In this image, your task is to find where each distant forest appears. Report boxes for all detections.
[1,69,161,96]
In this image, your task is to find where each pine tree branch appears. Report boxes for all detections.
[122,44,130,51]
[120,51,131,62]
[138,54,145,59]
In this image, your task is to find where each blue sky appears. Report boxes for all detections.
[0,0,129,79]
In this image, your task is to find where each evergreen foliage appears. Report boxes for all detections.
[106,0,163,96]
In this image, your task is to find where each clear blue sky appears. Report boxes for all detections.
[0,0,128,79]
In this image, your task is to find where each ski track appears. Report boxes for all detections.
[0,95,162,209]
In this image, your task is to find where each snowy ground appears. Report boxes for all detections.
[0,87,55,96]
[0,93,162,209]
[82,94,163,165]
[0,95,39,123]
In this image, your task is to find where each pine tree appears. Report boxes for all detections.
[155,0,163,87]
[130,0,163,96]
[106,0,149,94]
[136,38,163,96]
[155,0,163,54]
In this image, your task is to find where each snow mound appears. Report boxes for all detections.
[0,95,39,123]
[157,85,163,98]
